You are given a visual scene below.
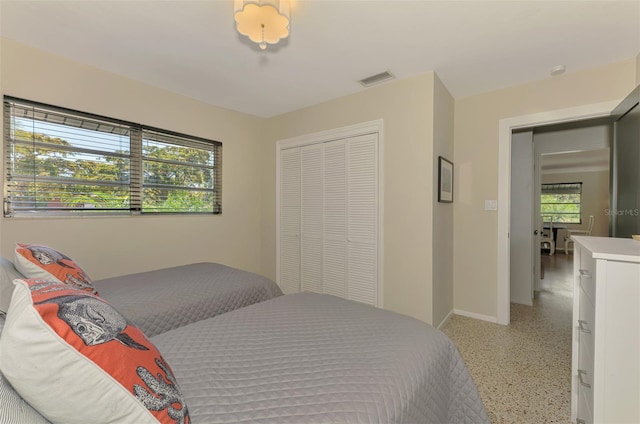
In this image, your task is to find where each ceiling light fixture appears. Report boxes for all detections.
[234,0,290,50]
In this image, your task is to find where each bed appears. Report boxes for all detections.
[0,292,488,424]
[151,292,489,423]
[93,262,283,337]
[0,251,488,424]
[1,254,283,337]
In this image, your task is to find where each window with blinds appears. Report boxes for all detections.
[3,97,222,217]
[540,182,582,223]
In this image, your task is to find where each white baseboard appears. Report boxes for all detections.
[453,309,497,324]
[436,309,455,329]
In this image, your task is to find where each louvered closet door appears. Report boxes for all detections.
[347,134,378,306]
[278,132,379,306]
[279,148,301,294]
[301,144,323,294]
[323,139,348,299]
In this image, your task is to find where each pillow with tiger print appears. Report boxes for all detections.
[0,279,190,424]
[14,243,97,295]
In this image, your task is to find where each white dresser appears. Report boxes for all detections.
[571,236,640,424]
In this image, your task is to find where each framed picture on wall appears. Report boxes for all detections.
[438,156,453,203]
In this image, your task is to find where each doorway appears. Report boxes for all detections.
[497,100,620,325]
[509,119,611,307]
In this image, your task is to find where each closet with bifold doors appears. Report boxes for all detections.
[277,123,381,307]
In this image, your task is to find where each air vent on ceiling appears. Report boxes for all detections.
[358,71,395,87]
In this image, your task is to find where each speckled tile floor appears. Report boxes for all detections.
[442,253,573,424]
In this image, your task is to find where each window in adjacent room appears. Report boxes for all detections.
[3,97,222,217]
[540,182,582,224]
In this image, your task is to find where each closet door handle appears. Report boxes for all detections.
[578,369,591,389]
[578,320,591,334]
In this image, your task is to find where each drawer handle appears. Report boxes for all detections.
[579,269,592,278]
[578,320,591,334]
[578,369,591,389]
[576,419,586,424]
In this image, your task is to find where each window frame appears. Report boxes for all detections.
[540,182,582,224]
[3,96,222,217]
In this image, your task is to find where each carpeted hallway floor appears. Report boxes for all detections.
[441,253,573,423]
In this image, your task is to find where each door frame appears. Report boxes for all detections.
[533,149,542,291]
[496,100,620,325]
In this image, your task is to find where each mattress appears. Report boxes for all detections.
[152,293,489,424]
[93,263,282,337]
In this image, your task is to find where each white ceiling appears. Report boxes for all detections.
[1,1,639,118]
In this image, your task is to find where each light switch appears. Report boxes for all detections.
[484,200,497,211]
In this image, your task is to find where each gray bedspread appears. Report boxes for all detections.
[152,293,489,424]
[94,263,282,337]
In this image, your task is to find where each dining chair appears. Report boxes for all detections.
[540,216,555,256]
[564,215,595,254]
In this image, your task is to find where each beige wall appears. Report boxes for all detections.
[542,170,610,244]
[431,75,454,327]
[0,38,266,279]
[454,59,636,319]
[636,53,640,84]
[261,73,438,324]
[2,36,637,324]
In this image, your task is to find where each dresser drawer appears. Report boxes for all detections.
[579,247,595,275]
[578,246,596,302]
[578,285,596,352]
[576,383,594,424]
[578,265,596,306]
[578,332,594,415]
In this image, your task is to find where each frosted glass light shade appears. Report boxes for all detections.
[234,0,290,50]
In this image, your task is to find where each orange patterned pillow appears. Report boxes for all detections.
[0,279,190,424]
[14,243,97,295]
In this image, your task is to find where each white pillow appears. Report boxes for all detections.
[0,279,189,424]
[0,314,51,424]
[14,244,97,295]
[0,256,26,314]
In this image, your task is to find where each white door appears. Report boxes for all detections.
[301,144,324,294]
[279,148,301,294]
[346,134,379,305]
[510,131,534,305]
[323,139,348,299]
[277,129,380,306]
